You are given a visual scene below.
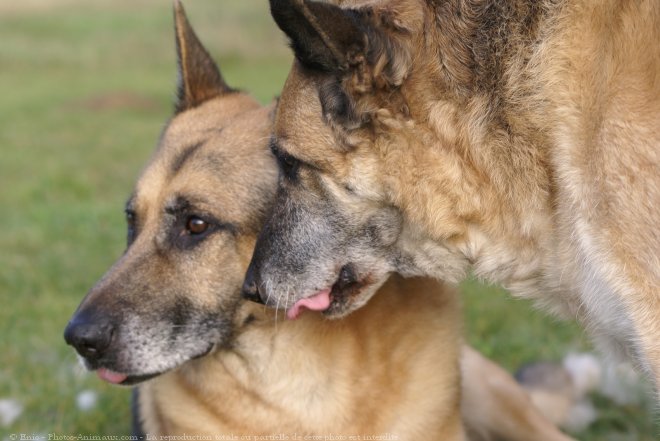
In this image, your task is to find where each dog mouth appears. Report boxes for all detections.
[286,264,372,320]
[96,368,160,386]
[285,288,332,320]
[93,343,215,386]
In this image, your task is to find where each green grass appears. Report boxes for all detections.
[0,1,655,439]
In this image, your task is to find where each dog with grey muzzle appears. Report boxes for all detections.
[64,3,577,440]
[243,0,660,392]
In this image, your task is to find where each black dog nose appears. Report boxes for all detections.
[242,265,265,304]
[64,312,114,361]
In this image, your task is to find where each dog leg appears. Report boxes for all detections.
[461,346,576,441]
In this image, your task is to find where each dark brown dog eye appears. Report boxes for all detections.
[270,140,301,181]
[186,216,208,235]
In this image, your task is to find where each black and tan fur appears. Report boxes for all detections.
[244,0,660,389]
[64,3,575,440]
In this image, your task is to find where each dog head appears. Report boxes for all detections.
[244,0,476,318]
[63,2,277,385]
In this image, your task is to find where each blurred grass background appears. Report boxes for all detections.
[0,0,655,439]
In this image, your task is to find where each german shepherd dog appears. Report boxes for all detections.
[243,0,660,387]
[64,3,575,440]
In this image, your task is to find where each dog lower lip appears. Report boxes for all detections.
[119,372,161,386]
[191,343,214,360]
[95,367,159,386]
[98,343,215,386]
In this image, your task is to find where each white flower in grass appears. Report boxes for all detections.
[0,398,23,427]
[76,389,98,412]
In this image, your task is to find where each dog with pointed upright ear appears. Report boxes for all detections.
[173,0,234,113]
[270,0,421,127]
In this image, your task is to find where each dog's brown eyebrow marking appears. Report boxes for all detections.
[164,195,193,215]
[170,139,208,175]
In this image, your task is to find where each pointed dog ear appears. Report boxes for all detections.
[270,0,367,72]
[173,1,233,113]
[271,0,417,92]
[272,0,420,132]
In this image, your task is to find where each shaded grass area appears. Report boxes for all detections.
[0,0,655,438]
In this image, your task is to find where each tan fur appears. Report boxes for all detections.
[139,276,464,438]
[131,12,574,433]
[65,5,576,440]
[537,0,660,381]
[266,0,660,386]
[136,78,573,441]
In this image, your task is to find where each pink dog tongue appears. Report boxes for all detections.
[286,289,332,320]
[97,368,128,384]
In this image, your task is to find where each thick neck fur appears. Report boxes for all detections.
[429,0,553,97]
[150,276,463,436]
[374,0,560,296]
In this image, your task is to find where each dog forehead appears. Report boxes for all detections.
[138,97,269,183]
[133,101,277,228]
[165,95,262,146]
